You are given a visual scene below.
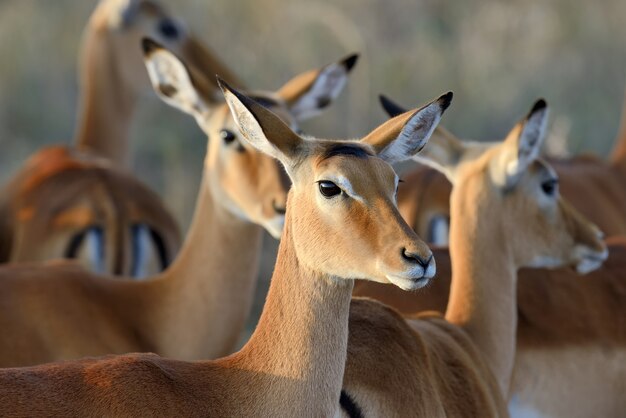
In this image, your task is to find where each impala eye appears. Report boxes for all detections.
[220,129,237,144]
[541,178,558,196]
[318,181,342,198]
[158,18,180,40]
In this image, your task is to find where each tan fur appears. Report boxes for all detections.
[354,241,626,417]
[0,45,359,367]
[0,0,247,276]
[399,89,626,240]
[343,102,604,417]
[356,102,618,416]
[399,155,626,242]
[0,147,179,275]
[0,82,444,417]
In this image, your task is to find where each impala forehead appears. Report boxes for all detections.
[314,156,398,198]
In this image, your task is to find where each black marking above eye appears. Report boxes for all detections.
[541,178,558,196]
[318,181,342,198]
[220,129,237,144]
[158,18,180,40]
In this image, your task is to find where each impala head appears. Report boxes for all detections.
[414,99,607,274]
[85,0,237,97]
[220,81,453,289]
[142,39,357,238]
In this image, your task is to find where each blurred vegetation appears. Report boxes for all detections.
[0,0,625,336]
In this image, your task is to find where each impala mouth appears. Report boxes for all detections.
[386,260,436,291]
[386,274,432,291]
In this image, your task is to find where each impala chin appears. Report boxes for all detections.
[573,245,608,275]
[386,262,436,291]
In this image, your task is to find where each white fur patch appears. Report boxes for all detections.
[334,176,364,202]
[145,49,208,119]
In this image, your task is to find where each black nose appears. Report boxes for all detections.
[272,200,286,215]
[401,248,432,268]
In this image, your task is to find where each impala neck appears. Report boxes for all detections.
[445,193,518,395]
[153,167,263,359]
[74,25,136,167]
[233,209,353,416]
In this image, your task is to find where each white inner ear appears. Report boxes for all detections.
[223,91,283,161]
[289,63,348,121]
[506,110,548,178]
[379,103,442,164]
[145,49,207,118]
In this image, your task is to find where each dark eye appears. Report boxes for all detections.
[220,129,237,144]
[541,178,558,196]
[158,18,180,40]
[318,181,342,198]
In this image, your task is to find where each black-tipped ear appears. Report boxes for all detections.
[276,53,359,121]
[363,92,453,163]
[491,98,550,188]
[342,53,359,72]
[438,92,453,112]
[379,95,408,118]
[528,98,547,118]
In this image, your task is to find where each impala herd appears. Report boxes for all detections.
[0,1,623,417]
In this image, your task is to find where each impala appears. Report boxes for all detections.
[0,0,241,276]
[0,77,450,417]
[75,0,242,166]
[0,40,356,367]
[353,100,618,417]
[386,90,626,244]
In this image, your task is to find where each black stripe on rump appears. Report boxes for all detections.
[340,390,363,418]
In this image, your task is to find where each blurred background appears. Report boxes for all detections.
[0,0,625,336]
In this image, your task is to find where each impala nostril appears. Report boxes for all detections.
[401,248,432,268]
[272,200,286,215]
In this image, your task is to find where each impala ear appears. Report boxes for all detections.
[491,99,549,188]
[379,94,465,179]
[361,92,452,164]
[142,38,214,131]
[219,78,303,172]
[277,53,359,121]
[379,94,407,118]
